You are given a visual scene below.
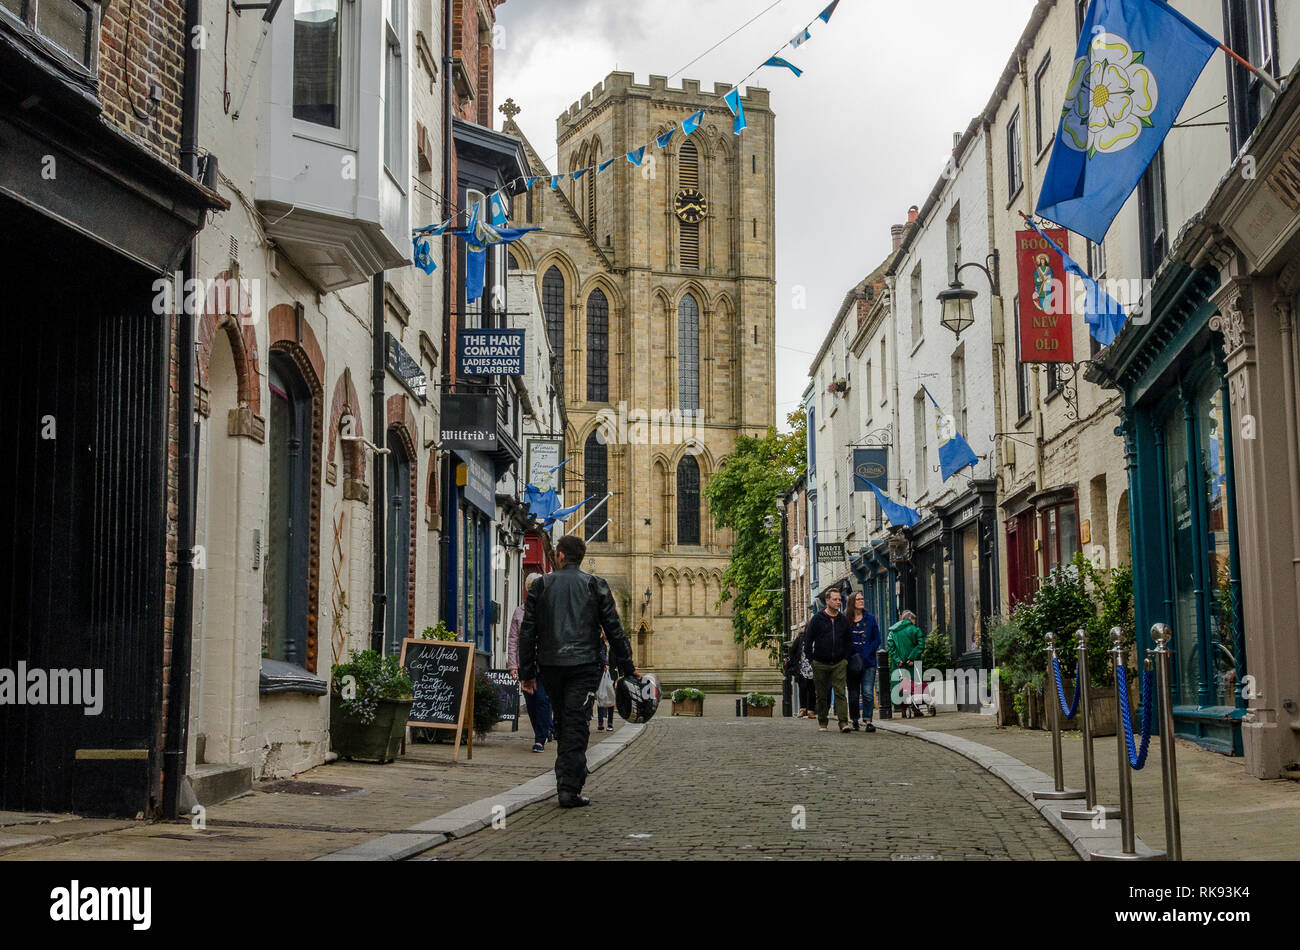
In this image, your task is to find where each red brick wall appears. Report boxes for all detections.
[98,0,187,166]
[453,0,503,123]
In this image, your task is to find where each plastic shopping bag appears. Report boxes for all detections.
[596,669,616,706]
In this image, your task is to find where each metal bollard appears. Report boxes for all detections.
[1152,623,1182,861]
[1033,631,1085,801]
[1093,628,1164,860]
[877,649,892,719]
[737,697,745,717]
[1062,628,1121,822]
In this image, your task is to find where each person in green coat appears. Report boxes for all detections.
[887,611,925,718]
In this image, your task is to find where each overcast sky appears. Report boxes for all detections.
[495,0,1040,427]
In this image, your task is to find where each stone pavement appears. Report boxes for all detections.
[427,704,1079,860]
[0,714,632,861]
[891,711,1300,860]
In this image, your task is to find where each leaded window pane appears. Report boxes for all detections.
[587,288,609,403]
[677,456,700,545]
[678,294,699,415]
[542,267,564,391]
[584,432,608,542]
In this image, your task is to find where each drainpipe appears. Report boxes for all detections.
[163,0,203,820]
[440,0,455,625]
[372,273,387,653]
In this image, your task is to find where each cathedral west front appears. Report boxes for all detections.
[503,72,779,690]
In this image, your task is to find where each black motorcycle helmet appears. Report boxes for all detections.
[615,672,661,724]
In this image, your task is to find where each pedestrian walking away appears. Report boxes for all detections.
[786,627,816,718]
[845,592,882,732]
[596,639,616,731]
[518,534,636,808]
[508,571,554,752]
[887,610,926,719]
[803,588,854,733]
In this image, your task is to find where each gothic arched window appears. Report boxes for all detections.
[584,431,608,542]
[586,288,609,403]
[542,266,565,392]
[677,455,701,545]
[587,144,599,233]
[678,293,699,415]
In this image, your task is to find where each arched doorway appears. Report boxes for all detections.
[385,428,413,655]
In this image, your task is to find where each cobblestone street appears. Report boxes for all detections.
[428,715,1079,861]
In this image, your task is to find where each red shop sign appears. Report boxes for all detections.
[1016,228,1074,363]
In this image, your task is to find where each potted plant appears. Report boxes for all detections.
[744,692,776,717]
[421,620,457,641]
[671,687,705,716]
[330,649,413,762]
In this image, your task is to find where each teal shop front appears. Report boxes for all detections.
[1089,264,1247,756]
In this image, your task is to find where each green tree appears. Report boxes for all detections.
[704,409,806,656]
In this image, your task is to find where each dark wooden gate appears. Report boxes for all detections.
[0,199,169,816]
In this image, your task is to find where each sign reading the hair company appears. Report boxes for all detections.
[816,542,846,564]
[440,394,497,451]
[1015,228,1074,363]
[458,328,525,377]
[851,449,888,492]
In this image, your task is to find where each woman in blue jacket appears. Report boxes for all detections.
[845,592,882,731]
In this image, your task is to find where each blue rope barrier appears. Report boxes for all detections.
[1051,655,1081,720]
[1116,664,1156,770]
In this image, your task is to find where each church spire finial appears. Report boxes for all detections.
[499,98,522,121]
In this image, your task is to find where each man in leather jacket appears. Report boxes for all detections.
[519,534,636,808]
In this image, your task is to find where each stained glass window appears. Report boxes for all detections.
[584,431,608,542]
[677,455,700,545]
[587,288,609,403]
[678,294,699,415]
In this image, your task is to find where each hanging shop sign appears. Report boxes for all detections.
[456,449,496,516]
[816,542,846,564]
[386,332,428,402]
[526,437,564,492]
[441,393,497,451]
[851,448,888,492]
[458,328,525,377]
[1016,228,1074,363]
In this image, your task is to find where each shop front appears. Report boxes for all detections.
[850,540,896,629]
[1090,263,1247,757]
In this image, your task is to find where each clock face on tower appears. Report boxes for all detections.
[674,189,708,224]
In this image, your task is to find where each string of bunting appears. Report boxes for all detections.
[411,0,842,246]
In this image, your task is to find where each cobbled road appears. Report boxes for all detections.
[427,715,1079,860]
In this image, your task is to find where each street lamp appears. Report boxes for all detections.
[937,251,1001,339]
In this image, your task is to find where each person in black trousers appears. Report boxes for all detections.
[803,588,855,733]
[518,534,636,808]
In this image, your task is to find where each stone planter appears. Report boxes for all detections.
[330,694,412,763]
[746,704,774,717]
[672,697,703,717]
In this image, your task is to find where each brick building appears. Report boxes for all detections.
[0,0,225,816]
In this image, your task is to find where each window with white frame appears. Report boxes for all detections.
[294,0,345,128]
[914,391,928,492]
[1007,107,1024,196]
[952,348,967,437]
[0,0,100,71]
[384,0,407,178]
[1034,54,1052,154]
[879,337,887,405]
[910,264,924,348]
[864,360,873,422]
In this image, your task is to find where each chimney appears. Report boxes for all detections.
[890,224,905,251]
[907,205,919,223]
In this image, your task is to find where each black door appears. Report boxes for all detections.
[385,430,411,655]
[0,198,169,816]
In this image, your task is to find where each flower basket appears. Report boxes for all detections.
[672,697,703,717]
[747,703,773,717]
[329,694,412,763]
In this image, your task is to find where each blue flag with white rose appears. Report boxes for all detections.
[1035,0,1219,244]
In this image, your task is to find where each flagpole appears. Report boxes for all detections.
[1219,44,1283,95]
[559,492,612,538]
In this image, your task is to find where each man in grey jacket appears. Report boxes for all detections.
[519,534,636,808]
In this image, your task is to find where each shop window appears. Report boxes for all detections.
[959,523,980,654]
[1041,498,1080,575]
[265,354,313,667]
[677,455,700,545]
[1006,509,1038,606]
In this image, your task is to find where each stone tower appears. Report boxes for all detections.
[503,71,778,690]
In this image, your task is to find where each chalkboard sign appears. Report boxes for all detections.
[484,669,520,730]
[399,639,474,759]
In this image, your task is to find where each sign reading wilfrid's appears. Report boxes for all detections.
[458,329,525,376]
[440,394,496,451]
